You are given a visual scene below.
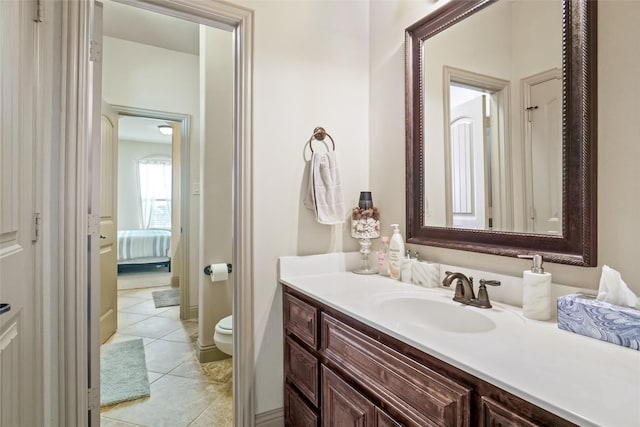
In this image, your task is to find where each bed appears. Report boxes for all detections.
[117,229,171,271]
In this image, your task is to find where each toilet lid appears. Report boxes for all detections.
[218,315,233,331]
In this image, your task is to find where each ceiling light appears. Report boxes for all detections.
[158,125,173,135]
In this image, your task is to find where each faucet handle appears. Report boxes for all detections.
[474,279,501,309]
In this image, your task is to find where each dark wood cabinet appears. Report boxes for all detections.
[285,384,319,427]
[285,337,319,406]
[375,408,404,427]
[480,397,538,427]
[321,366,376,427]
[283,286,575,427]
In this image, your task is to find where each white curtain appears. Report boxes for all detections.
[137,159,172,229]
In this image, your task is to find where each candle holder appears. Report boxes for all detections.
[351,192,380,275]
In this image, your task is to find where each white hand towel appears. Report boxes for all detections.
[303,151,345,225]
[596,265,638,307]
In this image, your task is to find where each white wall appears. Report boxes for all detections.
[197,26,234,354]
[370,0,640,298]
[102,36,201,306]
[117,140,172,230]
[234,0,370,415]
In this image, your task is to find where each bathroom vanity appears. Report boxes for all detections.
[279,254,640,427]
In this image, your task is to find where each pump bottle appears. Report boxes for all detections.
[518,254,552,320]
[388,224,405,280]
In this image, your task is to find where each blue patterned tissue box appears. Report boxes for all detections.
[557,293,640,350]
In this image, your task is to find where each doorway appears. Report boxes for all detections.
[84,0,254,426]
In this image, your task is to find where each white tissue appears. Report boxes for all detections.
[596,265,638,307]
[209,263,229,282]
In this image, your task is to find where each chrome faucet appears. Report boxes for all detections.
[442,271,501,309]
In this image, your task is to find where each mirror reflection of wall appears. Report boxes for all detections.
[422,0,562,235]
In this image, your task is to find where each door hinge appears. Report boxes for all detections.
[88,214,100,236]
[90,40,102,63]
[34,0,43,23]
[32,213,41,242]
[87,388,100,412]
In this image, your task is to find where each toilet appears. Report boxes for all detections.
[214,315,233,356]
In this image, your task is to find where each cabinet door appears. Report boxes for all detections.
[285,385,319,427]
[322,366,375,427]
[480,397,539,427]
[376,408,404,427]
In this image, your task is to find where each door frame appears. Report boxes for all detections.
[443,66,513,230]
[57,0,255,425]
[112,105,193,320]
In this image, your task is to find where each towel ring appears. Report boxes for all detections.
[309,126,335,152]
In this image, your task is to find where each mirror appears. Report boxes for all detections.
[405,0,597,266]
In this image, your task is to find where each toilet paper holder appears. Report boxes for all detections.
[203,263,232,276]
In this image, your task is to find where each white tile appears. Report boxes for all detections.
[144,340,194,374]
[100,416,146,426]
[147,371,164,384]
[117,316,182,339]
[121,299,172,316]
[103,332,155,347]
[118,296,149,310]
[101,375,220,427]
[117,312,150,329]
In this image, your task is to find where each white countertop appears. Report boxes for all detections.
[279,253,640,427]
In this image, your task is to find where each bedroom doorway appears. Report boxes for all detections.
[99,105,190,345]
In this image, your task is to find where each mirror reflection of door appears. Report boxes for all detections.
[523,69,562,235]
[441,67,512,232]
[448,91,489,229]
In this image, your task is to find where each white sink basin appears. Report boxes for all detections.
[374,294,496,333]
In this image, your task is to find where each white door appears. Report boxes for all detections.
[100,103,118,343]
[449,95,489,229]
[0,0,39,425]
[526,76,562,234]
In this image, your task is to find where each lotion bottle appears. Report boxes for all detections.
[518,254,552,320]
[388,224,405,280]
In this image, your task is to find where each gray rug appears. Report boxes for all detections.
[152,288,179,308]
[100,339,150,407]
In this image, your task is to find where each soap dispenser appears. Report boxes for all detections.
[388,224,405,280]
[518,254,552,320]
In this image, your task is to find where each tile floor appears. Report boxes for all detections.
[100,272,232,426]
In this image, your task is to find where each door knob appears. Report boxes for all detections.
[0,303,11,315]
[100,235,107,239]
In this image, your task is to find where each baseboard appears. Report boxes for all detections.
[195,341,229,363]
[170,275,180,288]
[255,407,284,427]
[188,305,198,320]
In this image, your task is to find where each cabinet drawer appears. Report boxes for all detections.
[322,314,470,427]
[284,293,318,348]
[285,384,319,427]
[285,337,319,406]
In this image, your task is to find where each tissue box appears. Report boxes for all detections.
[557,293,640,351]
[412,262,440,288]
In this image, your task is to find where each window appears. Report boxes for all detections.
[137,159,172,229]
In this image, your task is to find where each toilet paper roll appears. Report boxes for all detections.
[209,263,229,282]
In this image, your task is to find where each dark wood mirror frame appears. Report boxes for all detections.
[405,0,597,266]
